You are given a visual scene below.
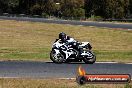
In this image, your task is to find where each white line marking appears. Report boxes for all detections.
[77,25,83,26]
[0,77,21,79]
[125,63,132,65]
[128,29,132,30]
[96,62,132,64]
[0,77,131,81]
[95,62,118,64]
[46,61,132,64]
[0,61,132,64]
[59,78,76,80]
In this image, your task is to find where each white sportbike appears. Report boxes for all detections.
[50,39,96,64]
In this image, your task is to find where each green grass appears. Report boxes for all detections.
[0,48,49,61]
[0,20,131,62]
[95,50,132,62]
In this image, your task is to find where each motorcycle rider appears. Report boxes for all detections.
[58,32,83,56]
[59,32,76,43]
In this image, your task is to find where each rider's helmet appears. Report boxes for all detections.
[59,32,67,42]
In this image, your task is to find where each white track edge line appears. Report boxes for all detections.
[46,61,132,64]
[0,77,131,81]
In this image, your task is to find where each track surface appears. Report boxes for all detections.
[0,61,132,78]
[0,16,132,29]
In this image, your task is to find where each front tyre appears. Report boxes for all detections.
[50,50,64,63]
[83,52,96,64]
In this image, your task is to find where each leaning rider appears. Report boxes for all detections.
[58,32,83,56]
[58,32,76,43]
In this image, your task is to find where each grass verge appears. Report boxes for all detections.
[0,19,131,62]
[0,78,132,88]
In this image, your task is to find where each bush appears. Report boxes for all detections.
[73,8,85,18]
[30,4,42,15]
[42,13,49,18]
[87,15,103,21]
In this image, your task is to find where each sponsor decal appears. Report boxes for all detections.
[76,66,131,85]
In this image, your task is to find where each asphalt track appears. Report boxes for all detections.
[0,16,132,29]
[0,61,132,78]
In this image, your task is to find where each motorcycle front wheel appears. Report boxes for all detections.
[50,50,65,63]
[83,51,96,64]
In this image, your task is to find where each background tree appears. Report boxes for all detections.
[61,0,85,18]
[0,0,9,14]
[0,0,4,14]
[84,0,105,17]
[85,0,129,19]
[129,0,132,16]
[7,0,19,14]
[0,0,131,19]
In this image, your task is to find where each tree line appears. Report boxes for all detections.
[0,0,132,19]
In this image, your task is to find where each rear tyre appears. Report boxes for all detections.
[83,52,96,64]
[50,50,64,64]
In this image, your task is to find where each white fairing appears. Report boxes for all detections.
[79,42,92,56]
[79,42,89,47]
[52,39,73,59]
[63,50,72,59]
[52,39,92,60]
[54,49,60,55]
[52,39,64,48]
[67,38,76,43]
[81,51,93,58]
